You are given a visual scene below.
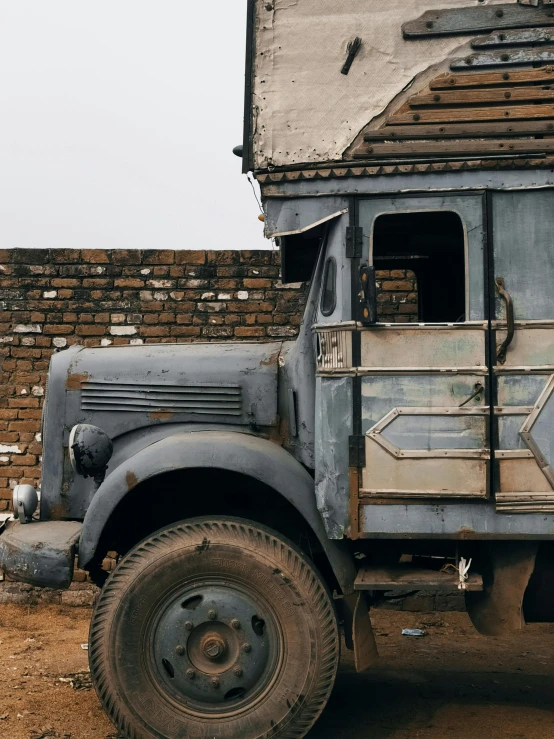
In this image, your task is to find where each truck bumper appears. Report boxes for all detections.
[0,518,82,589]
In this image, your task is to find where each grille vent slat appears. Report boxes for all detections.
[81,381,242,416]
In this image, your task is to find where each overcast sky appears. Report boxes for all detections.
[0,2,268,250]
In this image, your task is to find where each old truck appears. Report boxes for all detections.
[4,0,554,736]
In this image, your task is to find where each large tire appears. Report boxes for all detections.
[89,517,339,739]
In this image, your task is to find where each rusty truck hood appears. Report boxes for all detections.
[60,341,282,433]
[40,342,283,519]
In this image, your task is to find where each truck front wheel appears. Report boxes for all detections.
[89,516,339,739]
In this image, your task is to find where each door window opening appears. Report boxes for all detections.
[372,211,466,323]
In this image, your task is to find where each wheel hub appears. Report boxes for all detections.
[152,584,274,709]
[203,633,226,660]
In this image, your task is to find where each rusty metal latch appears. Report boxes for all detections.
[459,382,485,407]
[495,277,515,364]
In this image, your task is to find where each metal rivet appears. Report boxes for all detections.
[434,94,441,102]
[449,78,456,85]
[231,619,241,630]
[465,57,474,65]
[233,666,243,677]
[413,114,421,121]
[366,146,373,154]
[426,21,434,29]
[184,621,193,631]
[242,643,252,653]
[186,669,196,680]
[504,92,511,99]
[501,53,509,62]
[207,610,217,620]
[496,9,504,17]
[175,645,185,656]
[503,73,510,80]
[211,677,220,688]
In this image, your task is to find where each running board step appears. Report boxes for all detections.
[354,564,483,592]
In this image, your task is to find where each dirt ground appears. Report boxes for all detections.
[0,605,553,739]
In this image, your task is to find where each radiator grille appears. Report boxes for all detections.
[81,381,242,416]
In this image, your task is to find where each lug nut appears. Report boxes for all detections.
[186,669,196,680]
[207,609,217,620]
[242,643,252,653]
[231,619,241,630]
[233,666,243,677]
[211,677,220,688]
[184,621,193,631]
[175,645,185,656]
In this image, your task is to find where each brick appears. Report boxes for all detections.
[234,326,265,337]
[115,278,144,288]
[43,325,75,335]
[140,326,170,337]
[381,280,414,291]
[82,249,110,263]
[143,250,175,265]
[51,278,80,288]
[170,326,201,337]
[243,278,272,289]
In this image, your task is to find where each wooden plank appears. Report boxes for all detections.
[388,103,554,125]
[431,67,554,89]
[353,139,554,160]
[354,564,483,592]
[363,121,554,141]
[472,27,554,49]
[403,5,554,39]
[409,86,554,107]
[452,47,554,70]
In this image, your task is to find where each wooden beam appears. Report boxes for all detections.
[362,121,554,141]
[353,139,554,160]
[472,28,554,49]
[388,103,554,125]
[403,5,554,39]
[431,67,554,89]
[354,564,483,592]
[409,86,554,107]
[452,47,554,70]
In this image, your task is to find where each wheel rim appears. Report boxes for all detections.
[148,580,282,716]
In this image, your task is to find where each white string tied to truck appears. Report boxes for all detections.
[458,557,472,590]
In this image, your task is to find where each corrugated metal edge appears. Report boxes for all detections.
[256,156,554,185]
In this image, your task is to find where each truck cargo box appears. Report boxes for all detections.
[242,0,554,173]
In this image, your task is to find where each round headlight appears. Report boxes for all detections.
[69,424,113,482]
[13,485,39,524]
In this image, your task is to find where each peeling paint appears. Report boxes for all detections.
[65,372,89,391]
[125,471,139,490]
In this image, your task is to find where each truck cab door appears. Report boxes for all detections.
[491,190,554,512]
[356,195,490,501]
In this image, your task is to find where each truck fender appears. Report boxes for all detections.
[78,430,356,594]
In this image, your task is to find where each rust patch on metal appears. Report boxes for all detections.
[348,467,361,540]
[49,502,69,521]
[260,351,280,367]
[149,412,175,420]
[459,526,476,539]
[126,471,139,490]
[65,372,89,390]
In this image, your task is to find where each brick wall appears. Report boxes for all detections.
[0,248,417,509]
